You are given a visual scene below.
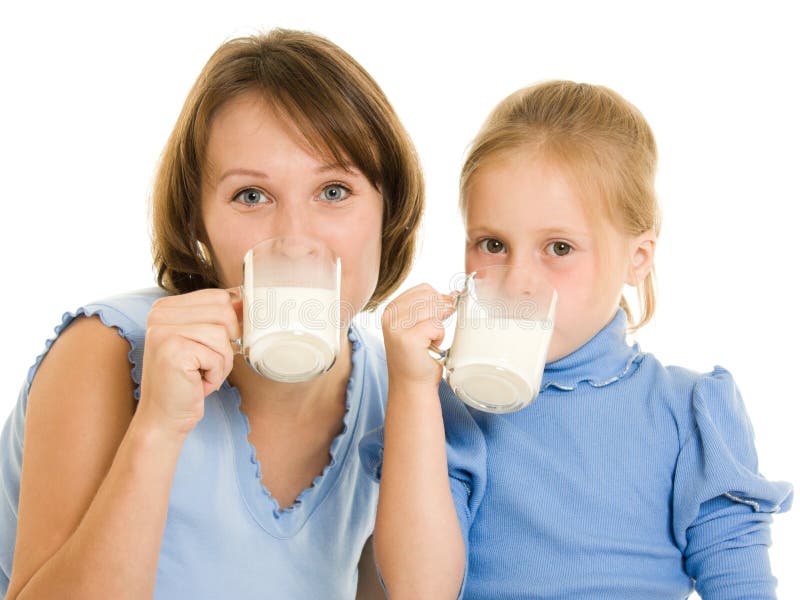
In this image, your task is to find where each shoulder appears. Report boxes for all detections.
[25,287,170,401]
[25,314,139,452]
[633,351,699,395]
[83,287,171,331]
[647,355,750,437]
[349,323,386,363]
[655,358,740,410]
[29,314,135,402]
[346,323,388,430]
[680,366,754,443]
[632,351,737,404]
[627,352,747,441]
[348,323,387,388]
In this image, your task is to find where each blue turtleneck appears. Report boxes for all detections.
[360,308,792,599]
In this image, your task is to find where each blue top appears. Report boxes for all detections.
[360,309,793,599]
[0,288,389,600]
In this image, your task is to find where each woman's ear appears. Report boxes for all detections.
[626,230,657,286]
[196,240,214,267]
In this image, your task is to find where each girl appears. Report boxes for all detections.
[0,30,422,599]
[361,81,793,599]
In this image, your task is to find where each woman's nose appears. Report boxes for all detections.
[270,201,312,240]
[273,236,318,259]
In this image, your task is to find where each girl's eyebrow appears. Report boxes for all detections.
[466,226,501,238]
[535,226,591,238]
[467,225,591,239]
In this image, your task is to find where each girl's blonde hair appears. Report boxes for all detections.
[151,29,424,310]
[460,80,661,330]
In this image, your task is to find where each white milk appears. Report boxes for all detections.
[447,313,554,413]
[243,286,340,382]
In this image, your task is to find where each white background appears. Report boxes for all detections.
[0,1,797,596]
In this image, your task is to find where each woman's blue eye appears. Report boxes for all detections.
[233,188,268,206]
[319,184,351,202]
[546,241,573,257]
[478,238,506,254]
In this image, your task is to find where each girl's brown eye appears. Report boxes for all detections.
[479,238,506,254]
[546,241,573,257]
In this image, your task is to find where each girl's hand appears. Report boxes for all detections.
[137,288,242,437]
[381,284,457,388]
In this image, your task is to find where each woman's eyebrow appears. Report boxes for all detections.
[218,168,269,183]
[215,164,359,182]
[315,162,357,175]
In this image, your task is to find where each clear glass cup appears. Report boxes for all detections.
[430,265,558,413]
[233,236,342,383]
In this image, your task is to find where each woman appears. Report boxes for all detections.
[0,29,422,599]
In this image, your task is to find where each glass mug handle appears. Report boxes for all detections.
[226,285,245,355]
[427,341,448,365]
[427,272,475,365]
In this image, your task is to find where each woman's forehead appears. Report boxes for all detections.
[205,93,358,176]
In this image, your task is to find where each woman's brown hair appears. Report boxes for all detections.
[151,29,423,310]
[460,80,661,330]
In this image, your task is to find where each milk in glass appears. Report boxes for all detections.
[243,285,340,382]
[444,290,555,413]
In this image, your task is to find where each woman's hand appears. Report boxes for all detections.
[137,288,242,437]
[381,284,457,388]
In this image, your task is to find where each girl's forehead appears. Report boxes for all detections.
[466,164,585,221]
[464,152,621,237]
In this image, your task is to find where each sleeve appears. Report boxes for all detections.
[358,380,488,597]
[672,367,793,600]
[26,304,145,400]
[437,381,488,552]
[0,385,27,594]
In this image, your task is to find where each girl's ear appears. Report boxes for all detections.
[626,230,657,286]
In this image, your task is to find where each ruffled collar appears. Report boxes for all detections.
[541,309,643,392]
[218,325,366,536]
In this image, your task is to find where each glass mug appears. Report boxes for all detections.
[429,265,558,413]
[231,236,342,383]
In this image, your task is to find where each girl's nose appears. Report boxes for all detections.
[502,254,542,296]
[501,265,536,299]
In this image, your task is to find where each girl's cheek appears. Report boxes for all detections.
[465,247,506,273]
[546,266,594,309]
[464,248,481,273]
